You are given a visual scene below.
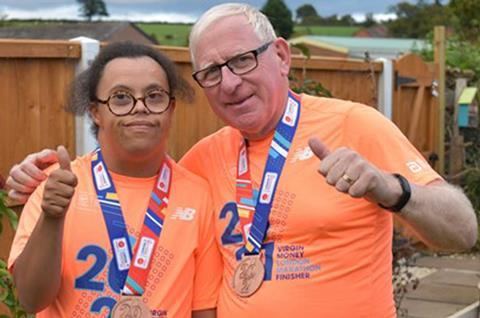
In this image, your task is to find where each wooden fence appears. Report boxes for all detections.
[0,40,78,179]
[0,39,387,179]
[393,53,440,168]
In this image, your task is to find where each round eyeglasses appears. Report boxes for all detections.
[95,89,174,116]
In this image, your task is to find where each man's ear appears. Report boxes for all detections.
[273,37,291,77]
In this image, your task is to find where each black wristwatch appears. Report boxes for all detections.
[379,173,411,213]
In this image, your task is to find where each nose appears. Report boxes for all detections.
[219,65,242,94]
[130,98,150,114]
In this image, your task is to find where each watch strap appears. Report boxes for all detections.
[379,173,411,213]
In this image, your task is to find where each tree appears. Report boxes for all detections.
[362,13,377,28]
[340,14,356,26]
[387,0,452,38]
[261,0,294,39]
[449,0,480,43]
[0,11,8,27]
[296,4,318,24]
[77,0,109,22]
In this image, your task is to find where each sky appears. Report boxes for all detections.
[0,1,436,23]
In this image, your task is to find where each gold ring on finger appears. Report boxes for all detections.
[342,174,355,185]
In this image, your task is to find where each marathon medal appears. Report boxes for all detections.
[232,254,265,297]
[232,90,301,297]
[112,295,151,318]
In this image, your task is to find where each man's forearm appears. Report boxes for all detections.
[397,180,478,251]
[13,213,65,313]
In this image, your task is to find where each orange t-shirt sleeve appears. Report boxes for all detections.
[192,187,222,310]
[344,105,441,185]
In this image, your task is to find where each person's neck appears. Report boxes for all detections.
[99,145,165,178]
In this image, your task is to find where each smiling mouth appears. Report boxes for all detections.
[226,94,253,106]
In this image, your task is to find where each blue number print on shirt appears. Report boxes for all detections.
[75,244,128,316]
[90,296,116,316]
[74,245,107,291]
[219,202,243,245]
[220,200,275,281]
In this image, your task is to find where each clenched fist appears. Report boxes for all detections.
[308,137,402,208]
[41,146,78,219]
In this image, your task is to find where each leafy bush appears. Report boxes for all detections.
[418,34,480,82]
[0,188,28,317]
[461,123,480,251]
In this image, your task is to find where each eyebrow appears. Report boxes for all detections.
[108,84,168,94]
[199,50,248,70]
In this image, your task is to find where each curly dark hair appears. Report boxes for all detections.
[67,41,193,136]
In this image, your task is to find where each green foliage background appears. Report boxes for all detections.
[261,0,294,39]
[0,191,27,318]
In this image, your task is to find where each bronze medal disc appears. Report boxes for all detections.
[232,255,265,297]
[111,296,151,318]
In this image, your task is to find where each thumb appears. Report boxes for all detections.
[308,137,330,160]
[57,146,72,171]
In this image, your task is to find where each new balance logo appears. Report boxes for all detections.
[290,146,314,163]
[406,160,426,174]
[170,207,196,221]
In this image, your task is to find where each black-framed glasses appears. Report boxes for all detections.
[192,41,273,88]
[95,89,174,116]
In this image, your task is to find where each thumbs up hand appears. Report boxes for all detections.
[308,137,402,208]
[41,146,78,219]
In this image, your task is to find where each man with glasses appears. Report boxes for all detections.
[180,3,477,317]
[6,3,478,318]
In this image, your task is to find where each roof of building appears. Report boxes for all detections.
[289,35,427,59]
[354,25,389,38]
[0,21,157,44]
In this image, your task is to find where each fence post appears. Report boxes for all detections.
[434,26,446,175]
[69,36,100,156]
[376,58,394,120]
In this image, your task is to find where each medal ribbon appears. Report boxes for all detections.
[91,148,172,296]
[236,90,301,254]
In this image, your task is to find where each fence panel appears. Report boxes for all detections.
[0,40,79,180]
[158,46,226,160]
[393,53,439,169]
[290,56,382,108]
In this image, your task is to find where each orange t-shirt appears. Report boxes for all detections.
[9,154,221,318]
[180,94,440,318]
